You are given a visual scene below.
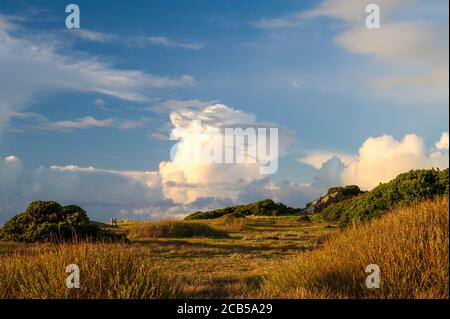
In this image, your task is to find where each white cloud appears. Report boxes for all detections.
[159,104,271,204]
[118,118,149,130]
[0,16,194,130]
[9,113,149,132]
[0,103,305,223]
[323,2,448,101]
[250,0,408,29]
[340,132,449,190]
[298,151,355,169]
[68,29,205,50]
[312,156,347,189]
[0,155,322,223]
[335,22,447,65]
[46,116,115,131]
[304,0,409,22]
[3,131,446,222]
[158,103,295,204]
[69,29,116,42]
[149,99,216,113]
[143,36,204,50]
[435,132,449,150]
[251,0,449,102]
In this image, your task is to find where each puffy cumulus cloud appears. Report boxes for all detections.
[159,103,294,204]
[296,131,449,192]
[0,15,194,130]
[0,103,306,223]
[312,156,347,189]
[298,151,355,169]
[435,132,449,151]
[340,132,449,190]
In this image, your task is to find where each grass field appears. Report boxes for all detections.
[0,215,337,298]
[0,197,447,299]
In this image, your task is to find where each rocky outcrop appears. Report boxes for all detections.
[305,185,363,214]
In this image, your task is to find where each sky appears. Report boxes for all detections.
[0,0,448,222]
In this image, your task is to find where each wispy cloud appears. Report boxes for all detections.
[249,13,304,29]
[0,15,195,130]
[68,28,204,50]
[134,36,204,50]
[9,112,149,132]
[250,0,409,28]
[46,116,115,131]
[69,29,116,42]
[250,0,449,102]
[149,99,215,113]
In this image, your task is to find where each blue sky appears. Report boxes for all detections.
[0,0,448,222]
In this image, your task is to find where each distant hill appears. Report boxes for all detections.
[184,199,302,220]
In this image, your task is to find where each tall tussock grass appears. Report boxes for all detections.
[126,220,228,239]
[211,215,249,232]
[0,243,178,298]
[259,197,449,298]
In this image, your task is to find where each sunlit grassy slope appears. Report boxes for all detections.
[259,197,449,298]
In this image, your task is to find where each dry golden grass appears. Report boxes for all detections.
[210,215,250,232]
[0,216,335,298]
[258,197,449,299]
[124,220,228,239]
[3,197,443,299]
[0,242,178,299]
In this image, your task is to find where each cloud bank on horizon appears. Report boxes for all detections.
[0,1,448,222]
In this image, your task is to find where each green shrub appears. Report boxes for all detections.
[297,215,312,222]
[0,200,126,243]
[185,199,299,220]
[320,168,449,227]
[327,185,361,196]
[321,198,358,222]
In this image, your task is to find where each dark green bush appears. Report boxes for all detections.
[0,200,126,243]
[320,169,449,227]
[327,185,361,196]
[185,199,299,220]
[297,215,312,222]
